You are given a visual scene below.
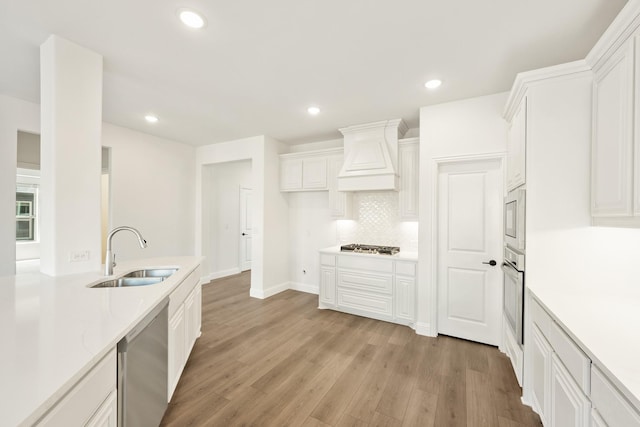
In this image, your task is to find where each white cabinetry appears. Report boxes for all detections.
[531,325,552,425]
[591,365,640,427]
[327,153,353,219]
[168,266,202,400]
[549,353,590,427]
[592,37,637,219]
[530,296,591,426]
[319,251,417,327]
[36,350,116,427]
[280,151,329,192]
[507,95,527,191]
[398,138,419,220]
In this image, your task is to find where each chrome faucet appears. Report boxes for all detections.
[105,226,147,275]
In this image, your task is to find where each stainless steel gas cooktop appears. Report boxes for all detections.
[340,243,400,255]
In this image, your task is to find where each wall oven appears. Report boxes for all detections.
[504,188,525,253]
[502,246,524,345]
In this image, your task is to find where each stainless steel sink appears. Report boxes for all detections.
[90,276,165,288]
[123,268,178,279]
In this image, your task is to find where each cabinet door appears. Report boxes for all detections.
[328,155,353,218]
[319,266,336,307]
[85,391,117,427]
[394,275,415,321]
[302,157,328,189]
[184,284,201,358]
[531,325,552,425]
[550,354,589,427]
[168,305,186,400]
[399,141,419,220]
[280,158,303,191]
[507,95,527,191]
[592,39,634,216]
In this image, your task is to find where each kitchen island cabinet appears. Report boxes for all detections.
[0,256,203,426]
[319,247,418,328]
[528,290,640,426]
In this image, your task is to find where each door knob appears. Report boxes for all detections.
[242,233,247,236]
[482,260,497,266]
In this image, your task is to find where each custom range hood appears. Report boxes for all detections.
[338,119,408,191]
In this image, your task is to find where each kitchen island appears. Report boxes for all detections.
[0,256,202,426]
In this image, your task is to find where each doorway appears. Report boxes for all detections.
[436,157,503,346]
[201,160,252,281]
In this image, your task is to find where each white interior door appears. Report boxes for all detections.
[239,187,252,272]
[437,158,503,346]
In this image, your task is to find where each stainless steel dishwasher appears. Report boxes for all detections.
[117,298,169,427]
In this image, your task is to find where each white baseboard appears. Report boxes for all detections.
[202,267,241,284]
[250,281,289,299]
[288,281,319,295]
[415,322,436,337]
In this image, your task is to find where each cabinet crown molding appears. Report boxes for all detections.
[503,60,591,121]
[279,147,343,159]
[587,0,640,72]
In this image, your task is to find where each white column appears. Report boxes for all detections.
[40,35,103,276]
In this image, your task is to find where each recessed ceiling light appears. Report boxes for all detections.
[145,114,159,123]
[424,79,442,89]
[178,8,207,29]
[307,106,320,116]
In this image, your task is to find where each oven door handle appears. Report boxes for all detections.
[501,262,520,278]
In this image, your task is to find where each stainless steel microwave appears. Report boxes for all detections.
[504,188,525,252]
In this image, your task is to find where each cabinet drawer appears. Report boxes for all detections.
[320,254,336,267]
[169,266,200,318]
[338,256,393,273]
[531,298,553,338]
[395,261,416,277]
[591,365,640,427]
[337,288,393,318]
[337,270,393,294]
[547,321,590,395]
[37,349,116,426]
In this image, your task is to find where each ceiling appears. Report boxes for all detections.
[0,0,628,146]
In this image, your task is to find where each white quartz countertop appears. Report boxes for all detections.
[529,283,640,410]
[0,256,202,427]
[320,246,419,261]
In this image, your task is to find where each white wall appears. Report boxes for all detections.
[196,135,290,298]
[287,191,336,293]
[0,95,40,277]
[419,92,509,335]
[40,36,103,276]
[103,123,195,262]
[201,160,251,279]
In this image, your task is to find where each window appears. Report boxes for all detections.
[16,183,38,242]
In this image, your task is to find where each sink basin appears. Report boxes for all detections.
[123,268,178,279]
[90,276,164,288]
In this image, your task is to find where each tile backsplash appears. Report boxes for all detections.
[337,191,418,251]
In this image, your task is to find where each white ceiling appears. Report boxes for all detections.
[0,0,628,146]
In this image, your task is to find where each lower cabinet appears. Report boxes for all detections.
[318,252,416,326]
[36,349,117,427]
[531,325,552,424]
[319,265,337,307]
[549,353,590,427]
[529,295,640,427]
[168,266,202,401]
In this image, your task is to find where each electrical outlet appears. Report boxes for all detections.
[69,250,90,262]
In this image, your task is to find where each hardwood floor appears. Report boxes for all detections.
[161,271,542,427]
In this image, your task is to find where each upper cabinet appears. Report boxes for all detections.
[591,37,636,218]
[398,138,419,220]
[507,95,527,191]
[587,2,640,225]
[280,151,330,192]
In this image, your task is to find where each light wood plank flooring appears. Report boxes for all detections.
[161,271,542,427]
